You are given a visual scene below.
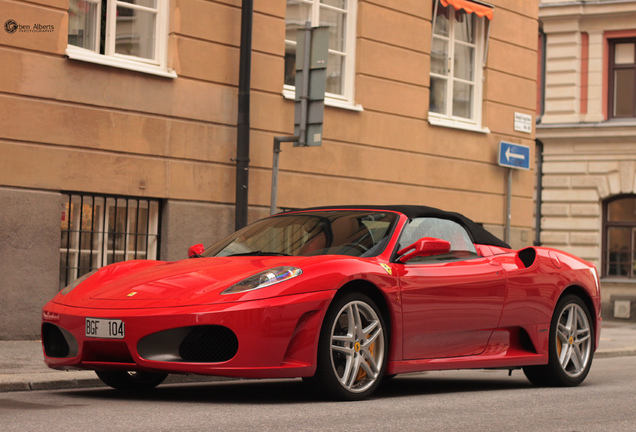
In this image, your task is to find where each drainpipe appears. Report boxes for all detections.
[234,0,253,231]
[534,27,546,246]
[534,139,544,246]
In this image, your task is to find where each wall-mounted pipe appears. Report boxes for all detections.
[234,0,253,231]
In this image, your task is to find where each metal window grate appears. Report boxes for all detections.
[59,193,161,290]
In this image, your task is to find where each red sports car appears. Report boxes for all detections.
[42,205,601,400]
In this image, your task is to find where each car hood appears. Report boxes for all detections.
[53,255,358,309]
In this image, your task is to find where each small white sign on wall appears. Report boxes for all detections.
[514,112,532,134]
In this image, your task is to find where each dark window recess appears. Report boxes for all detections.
[59,193,161,290]
[603,195,636,278]
[609,39,636,119]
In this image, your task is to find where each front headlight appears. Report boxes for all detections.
[221,267,302,295]
[60,269,98,295]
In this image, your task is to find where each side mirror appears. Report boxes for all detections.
[397,237,451,263]
[188,244,205,258]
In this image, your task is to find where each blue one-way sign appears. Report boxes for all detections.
[498,141,530,170]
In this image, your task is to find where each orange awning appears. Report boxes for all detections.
[440,0,494,20]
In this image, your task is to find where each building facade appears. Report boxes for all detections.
[538,0,636,321]
[0,0,539,339]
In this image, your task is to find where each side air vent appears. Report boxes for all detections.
[518,247,537,269]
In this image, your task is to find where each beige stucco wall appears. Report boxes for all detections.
[538,0,636,319]
[0,0,540,337]
[1,0,539,231]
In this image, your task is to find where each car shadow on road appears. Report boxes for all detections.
[60,370,534,404]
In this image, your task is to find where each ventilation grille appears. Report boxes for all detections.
[179,326,239,363]
[42,323,70,358]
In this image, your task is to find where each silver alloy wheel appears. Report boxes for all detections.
[556,303,592,378]
[329,300,385,394]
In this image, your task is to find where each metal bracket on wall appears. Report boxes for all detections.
[270,136,299,215]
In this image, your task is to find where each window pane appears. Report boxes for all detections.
[608,197,636,222]
[452,81,473,119]
[320,7,346,52]
[115,6,156,60]
[68,0,100,51]
[433,3,449,37]
[454,10,475,44]
[633,228,636,278]
[285,43,297,86]
[615,43,635,65]
[454,44,475,81]
[321,0,346,9]
[120,0,157,8]
[614,68,636,117]
[285,1,311,43]
[607,227,630,276]
[429,76,447,114]
[431,37,448,76]
[327,52,344,95]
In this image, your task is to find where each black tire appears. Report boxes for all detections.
[523,295,594,387]
[310,292,388,401]
[95,370,168,391]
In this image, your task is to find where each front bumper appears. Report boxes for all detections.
[41,290,333,379]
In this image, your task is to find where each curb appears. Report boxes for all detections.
[0,373,231,393]
[2,350,634,393]
[595,348,636,359]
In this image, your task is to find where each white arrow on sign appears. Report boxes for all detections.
[505,147,525,162]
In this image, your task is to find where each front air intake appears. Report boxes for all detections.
[178,326,239,363]
[42,323,71,358]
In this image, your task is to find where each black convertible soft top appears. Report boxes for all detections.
[296,205,511,249]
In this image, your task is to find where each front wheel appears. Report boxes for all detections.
[95,370,168,391]
[523,295,594,387]
[310,292,388,401]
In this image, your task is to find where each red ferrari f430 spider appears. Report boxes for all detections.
[42,206,601,400]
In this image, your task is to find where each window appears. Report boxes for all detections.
[60,193,161,289]
[284,0,358,109]
[603,195,636,278]
[429,0,492,131]
[399,217,478,263]
[608,39,636,118]
[67,0,174,77]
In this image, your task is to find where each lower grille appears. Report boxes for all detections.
[179,326,239,363]
[42,323,72,358]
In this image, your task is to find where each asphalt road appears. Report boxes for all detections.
[1,356,635,432]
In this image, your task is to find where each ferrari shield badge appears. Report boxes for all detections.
[380,263,392,275]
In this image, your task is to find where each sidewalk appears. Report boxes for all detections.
[1,320,635,393]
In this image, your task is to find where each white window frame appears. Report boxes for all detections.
[66,0,175,78]
[283,0,362,111]
[428,0,489,133]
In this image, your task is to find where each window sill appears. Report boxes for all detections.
[283,88,363,112]
[428,113,490,134]
[65,46,177,79]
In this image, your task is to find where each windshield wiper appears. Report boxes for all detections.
[227,251,291,257]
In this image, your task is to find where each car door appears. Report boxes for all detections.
[396,217,506,360]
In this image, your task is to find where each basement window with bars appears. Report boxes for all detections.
[59,193,161,290]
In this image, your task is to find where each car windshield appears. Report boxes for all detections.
[201,211,399,258]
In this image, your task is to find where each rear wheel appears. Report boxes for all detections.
[95,370,168,391]
[310,292,388,401]
[523,295,594,387]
